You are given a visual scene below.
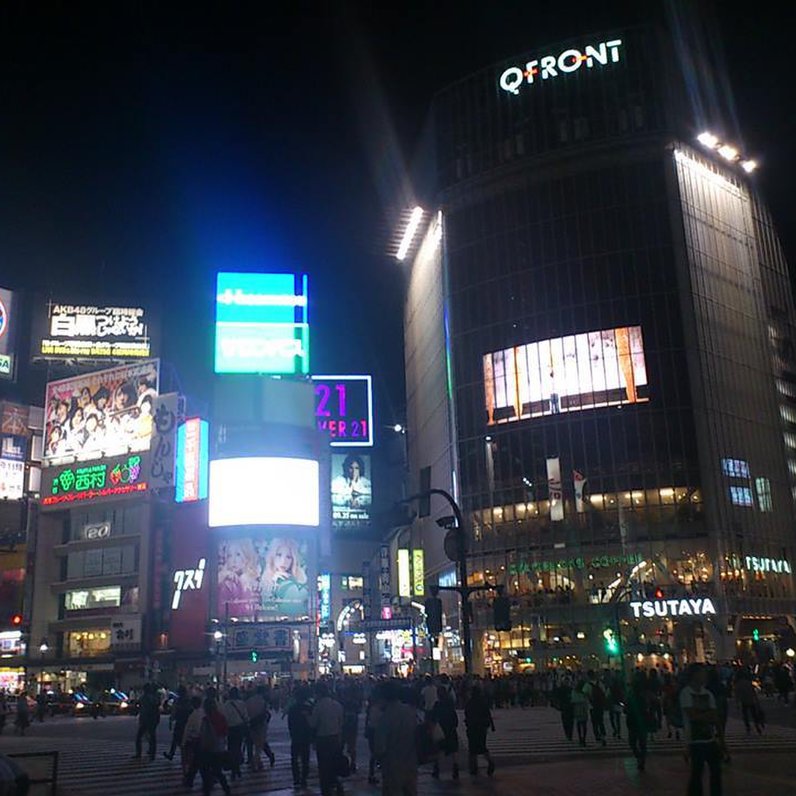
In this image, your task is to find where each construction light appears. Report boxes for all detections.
[717,144,738,161]
[740,160,757,173]
[396,206,424,261]
[697,132,719,149]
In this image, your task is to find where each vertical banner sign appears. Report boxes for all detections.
[318,573,331,624]
[398,548,411,598]
[175,418,209,502]
[362,561,372,620]
[0,287,18,380]
[379,544,391,607]
[149,393,179,489]
[547,457,564,521]
[573,470,587,513]
[412,549,425,596]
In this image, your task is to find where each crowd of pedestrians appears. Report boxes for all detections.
[127,673,498,796]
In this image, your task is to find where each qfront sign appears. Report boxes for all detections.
[499,39,623,95]
[214,272,310,375]
[630,597,717,619]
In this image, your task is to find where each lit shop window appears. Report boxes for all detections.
[65,587,121,611]
[755,478,773,512]
[341,576,363,591]
[66,630,110,658]
[721,458,750,479]
[729,486,754,507]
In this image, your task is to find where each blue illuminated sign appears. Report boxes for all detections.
[175,418,209,503]
[214,272,310,374]
[319,572,331,624]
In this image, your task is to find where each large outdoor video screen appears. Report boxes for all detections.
[484,326,648,425]
[217,534,311,621]
[43,360,160,467]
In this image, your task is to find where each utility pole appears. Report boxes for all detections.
[402,488,474,674]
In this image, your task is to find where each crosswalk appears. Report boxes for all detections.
[4,709,795,795]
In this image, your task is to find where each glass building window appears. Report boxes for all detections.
[65,587,121,611]
[721,458,749,479]
[729,486,753,507]
[755,477,773,512]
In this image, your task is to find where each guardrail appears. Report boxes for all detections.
[7,751,58,795]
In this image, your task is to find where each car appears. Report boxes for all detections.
[68,692,95,717]
[46,692,83,717]
[100,689,132,715]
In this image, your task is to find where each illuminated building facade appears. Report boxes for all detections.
[403,19,796,673]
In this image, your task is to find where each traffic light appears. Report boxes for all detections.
[11,614,22,627]
[250,649,259,663]
[654,587,664,600]
[493,595,512,632]
[603,627,619,655]
[752,628,760,642]
[425,596,443,636]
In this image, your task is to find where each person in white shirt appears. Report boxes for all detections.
[223,687,248,780]
[310,683,344,796]
[421,676,438,717]
[679,664,722,796]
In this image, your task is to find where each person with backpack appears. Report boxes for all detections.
[223,687,248,781]
[374,680,419,795]
[583,670,607,746]
[197,697,230,796]
[464,685,495,776]
[287,684,313,789]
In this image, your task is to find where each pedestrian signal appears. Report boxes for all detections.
[250,649,259,663]
[752,628,760,642]
[493,595,512,632]
[425,596,443,636]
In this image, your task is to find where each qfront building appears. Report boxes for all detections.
[402,16,796,674]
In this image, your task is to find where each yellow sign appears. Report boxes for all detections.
[412,549,425,596]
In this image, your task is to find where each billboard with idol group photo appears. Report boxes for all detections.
[43,360,159,467]
[217,534,311,621]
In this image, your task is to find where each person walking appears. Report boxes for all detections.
[0,693,8,735]
[340,682,362,774]
[35,691,47,723]
[464,685,495,777]
[164,686,192,761]
[181,696,205,787]
[310,682,344,796]
[625,671,654,772]
[374,680,419,796]
[734,670,764,735]
[608,674,625,739]
[571,681,590,747]
[583,670,607,746]
[431,685,459,780]
[552,675,574,741]
[196,697,231,796]
[680,664,723,796]
[287,684,313,789]
[133,683,161,760]
[14,693,29,736]
[364,684,385,785]
[223,686,248,781]
[245,684,273,771]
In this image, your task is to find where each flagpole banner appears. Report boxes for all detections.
[573,469,587,513]
[547,457,563,521]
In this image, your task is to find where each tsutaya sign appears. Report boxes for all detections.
[745,556,791,574]
[499,39,623,95]
[630,598,717,619]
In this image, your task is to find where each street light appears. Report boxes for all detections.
[38,638,49,695]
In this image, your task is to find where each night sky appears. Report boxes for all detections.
[1,2,794,424]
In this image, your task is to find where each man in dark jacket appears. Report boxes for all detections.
[288,684,313,788]
[134,683,161,760]
[164,686,192,760]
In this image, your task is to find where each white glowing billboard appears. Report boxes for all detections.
[208,457,320,528]
[484,326,649,425]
